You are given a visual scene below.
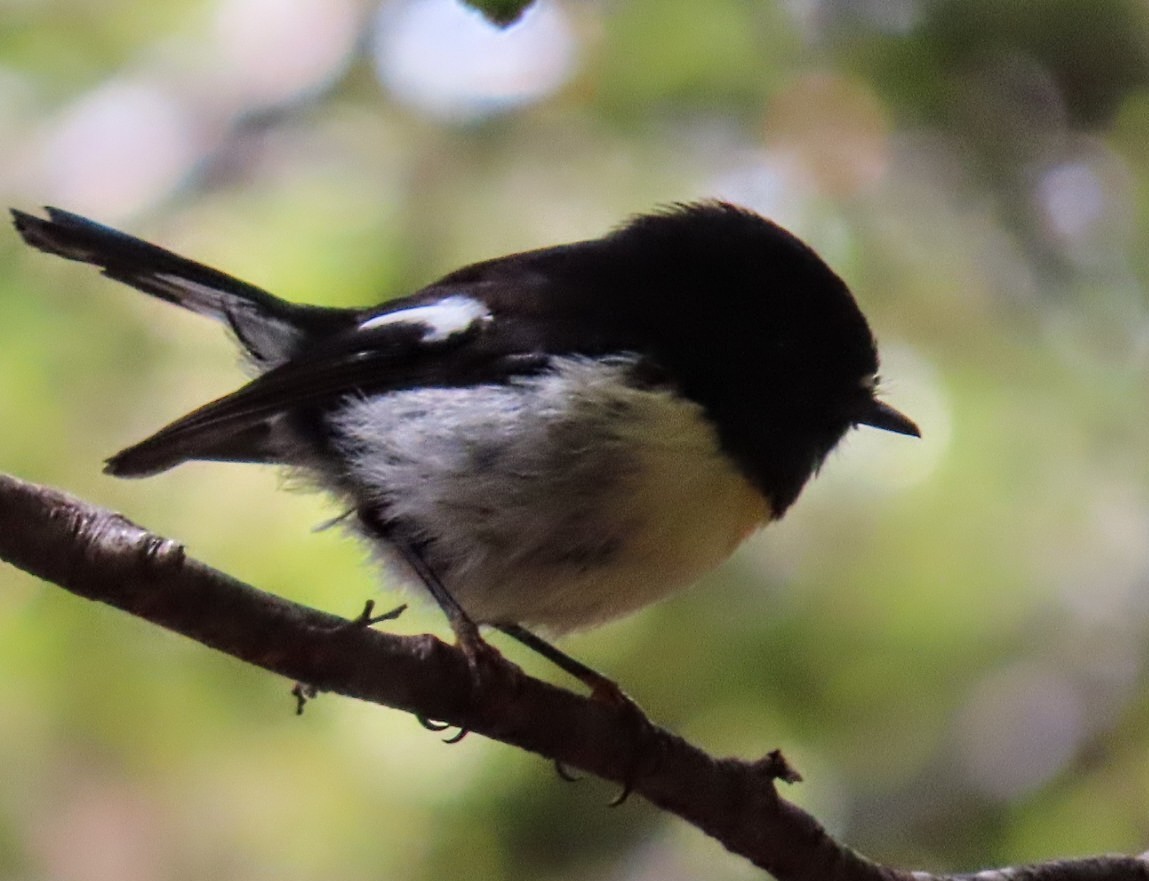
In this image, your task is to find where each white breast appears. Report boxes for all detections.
[329,356,771,634]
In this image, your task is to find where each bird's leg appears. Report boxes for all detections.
[389,537,508,742]
[493,623,631,705]
[356,507,498,666]
[494,623,658,804]
[355,509,507,740]
[361,511,656,793]
[390,536,501,670]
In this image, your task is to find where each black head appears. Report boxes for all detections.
[588,202,918,514]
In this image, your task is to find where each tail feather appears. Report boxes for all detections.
[11,207,354,366]
[12,206,365,478]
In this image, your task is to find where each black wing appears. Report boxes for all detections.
[104,287,556,477]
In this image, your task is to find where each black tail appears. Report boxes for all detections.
[11,207,353,367]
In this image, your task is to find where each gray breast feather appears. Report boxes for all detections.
[328,356,770,633]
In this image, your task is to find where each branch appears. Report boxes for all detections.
[0,470,1144,881]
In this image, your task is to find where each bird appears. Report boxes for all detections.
[11,202,918,696]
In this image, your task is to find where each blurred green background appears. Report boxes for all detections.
[3,0,1149,878]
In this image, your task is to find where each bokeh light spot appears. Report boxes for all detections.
[372,0,578,122]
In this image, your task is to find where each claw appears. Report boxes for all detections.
[416,715,470,743]
[554,760,582,783]
[608,781,634,807]
[417,715,452,731]
[600,690,660,807]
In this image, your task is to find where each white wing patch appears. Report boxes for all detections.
[357,295,489,343]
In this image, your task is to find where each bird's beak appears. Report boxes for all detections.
[858,399,920,437]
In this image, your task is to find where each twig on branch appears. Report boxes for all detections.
[0,470,1144,881]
